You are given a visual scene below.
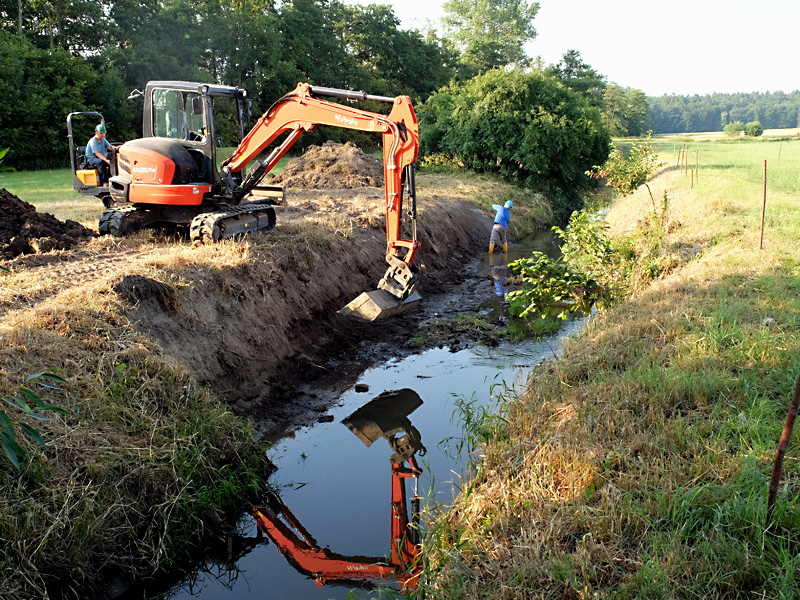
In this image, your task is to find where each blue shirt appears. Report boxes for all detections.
[86,136,111,158]
[492,204,510,228]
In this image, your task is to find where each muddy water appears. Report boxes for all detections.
[155,246,588,600]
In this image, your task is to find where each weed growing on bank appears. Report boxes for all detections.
[419,136,800,598]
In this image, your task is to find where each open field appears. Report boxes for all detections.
[649,127,800,143]
[423,135,800,598]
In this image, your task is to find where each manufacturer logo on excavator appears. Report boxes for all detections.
[335,114,358,127]
[132,167,156,174]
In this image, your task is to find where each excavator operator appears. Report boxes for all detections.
[85,124,117,185]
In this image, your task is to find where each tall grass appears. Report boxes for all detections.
[420,135,800,598]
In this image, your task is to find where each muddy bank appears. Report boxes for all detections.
[122,189,491,431]
[0,185,492,434]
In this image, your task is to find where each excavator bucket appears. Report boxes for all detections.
[338,257,421,321]
[338,289,422,322]
[342,389,423,448]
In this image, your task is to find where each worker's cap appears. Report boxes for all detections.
[504,200,513,208]
[95,124,107,133]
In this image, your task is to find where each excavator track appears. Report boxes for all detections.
[98,207,143,237]
[189,203,276,245]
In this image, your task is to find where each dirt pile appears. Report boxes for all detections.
[0,188,96,258]
[269,141,384,189]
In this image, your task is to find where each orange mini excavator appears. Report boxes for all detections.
[67,81,421,320]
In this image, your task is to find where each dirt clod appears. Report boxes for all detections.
[0,188,96,258]
[113,274,181,312]
[269,141,384,189]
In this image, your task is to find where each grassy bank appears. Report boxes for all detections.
[0,159,551,597]
[422,136,800,598]
[0,256,274,597]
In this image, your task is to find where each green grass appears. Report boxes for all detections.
[419,134,800,599]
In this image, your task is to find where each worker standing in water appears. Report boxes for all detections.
[488,200,512,253]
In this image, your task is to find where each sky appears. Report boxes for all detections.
[346,0,799,96]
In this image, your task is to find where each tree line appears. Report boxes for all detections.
[647,91,800,134]
[1,0,628,209]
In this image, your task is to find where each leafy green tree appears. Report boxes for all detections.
[723,120,745,136]
[602,84,649,137]
[420,68,610,219]
[334,3,455,99]
[624,88,649,136]
[271,0,354,93]
[602,83,628,136]
[745,120,764,137]
[442,0,539,76]
[545,49,606,108]
[0,30,99,169]
[588,132,663,208]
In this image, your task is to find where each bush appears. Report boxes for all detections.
[745,120,764,137]
[723,121,745,136]
[419,68,610,220]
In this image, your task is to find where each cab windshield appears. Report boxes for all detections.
[151,88,206,141]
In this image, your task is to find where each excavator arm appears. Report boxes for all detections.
[222,83,422,321]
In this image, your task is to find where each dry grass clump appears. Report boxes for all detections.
[421,149,800,598]
[0,251,271,597]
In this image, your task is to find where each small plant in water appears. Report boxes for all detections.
[440,386,510,468]
[507,210,621,321]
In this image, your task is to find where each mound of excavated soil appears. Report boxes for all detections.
[269,141,384,189]
[0,188,96,258]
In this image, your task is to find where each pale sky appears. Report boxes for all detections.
[346,0,799,96]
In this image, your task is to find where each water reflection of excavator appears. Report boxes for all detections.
[252,389,426,591]
[67,81,420,320]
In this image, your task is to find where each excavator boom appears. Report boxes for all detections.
[222,83,422,321]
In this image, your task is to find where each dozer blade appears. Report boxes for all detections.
[338,288,422,322]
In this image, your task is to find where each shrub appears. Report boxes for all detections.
[587,132,663,209]
[419,68,610,220]
[724,121,745,136]
[745,120,764,137]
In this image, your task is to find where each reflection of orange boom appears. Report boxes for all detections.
[252,457,421,590]
[252,388,426,590]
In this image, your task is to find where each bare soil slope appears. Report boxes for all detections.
[0,143,491,437]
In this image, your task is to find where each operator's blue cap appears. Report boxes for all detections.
[505,200,513,208]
